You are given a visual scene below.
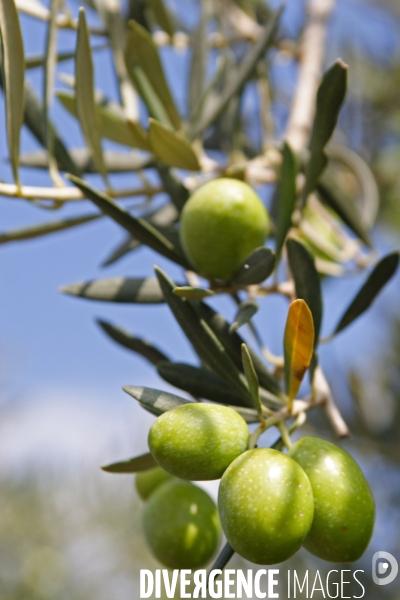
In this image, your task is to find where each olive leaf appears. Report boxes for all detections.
[57,91,150,150]
[173,287,214,300]
[75,8,108,183]
[157,362,249,407]
[155,267,253,404]
[275,142,298,260]
[0,213,99,245]
[284,299,315,403]
[60,277,165,304]
[147,0,174,37]
[302,60,348,205]
[148,119,200,170]
[230,298,259,333]
[333,252,400,335]
[0,0,25,185]
[101,236,141,267]
[241,344,263,420]
[123,385,193,416]
[97,320,170,365]
[156,164,190,211]
[231,247,276,286]
[101,452,157,473]
[66,175,190,268]
[3,78,80,176]
[101,203,178,267]
[195,302,283,399]
[125,20,181,129]
[287,238,322,343]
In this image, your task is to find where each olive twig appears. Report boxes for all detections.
[278,421,293,449]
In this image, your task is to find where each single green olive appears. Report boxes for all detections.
[142,480,221,569]
[218,448,314,565]
[288,436,375,562]
[179,178,269,281]
[148,403,249,481]
[135,466,174,500]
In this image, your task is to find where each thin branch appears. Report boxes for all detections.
[0,181,162,203]
[285,0,336,152]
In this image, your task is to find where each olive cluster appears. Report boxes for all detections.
[137,403,375,568]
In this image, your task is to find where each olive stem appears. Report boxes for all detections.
[278,421,293,450]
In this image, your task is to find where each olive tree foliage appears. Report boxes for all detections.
[0,0,399,574]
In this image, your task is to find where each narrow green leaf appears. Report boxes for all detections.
[125,20,181,129]
[241,344,263,419]
[57,90,150,150]
[334,252,400,335]
[147,0,174,37]
[309,60,348,154]
[101,452,156,473]
[75,8,107,182]
[66,175,190,268]
[173,287,214,300]
[275,142,298,260]
[286,238,323,342]
[101,236,140,266]
[188,5,208,120]
[231,406,259,424]
[149,119,200,170]
[0,213,99,244]
[97,320,170,365]
[0,0,25,185]
[230,299,259,333]
[101,203,178,267]
[123,385,193,416]
[60,276,166,303]
[127,119,151,151]
[14,80,81,175]
[157,361,249,407]
[195,302,283,400]
[157,362,243,406]
[284,299,315,402]
[232,247,276,286]
[155,267,253,404]
[190,7,282,139]
[302,60,348,204]
[156,164,190,211]
[123,384,258,422]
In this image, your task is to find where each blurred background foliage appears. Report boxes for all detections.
[1,0,400,598]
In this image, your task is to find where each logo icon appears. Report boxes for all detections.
[372,551,398,585]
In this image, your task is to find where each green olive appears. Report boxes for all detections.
[135,466,174,500]
[142,480,221,569]
[148,403,249,481]
[218,448,314,565]
[179,178,269,281]
[288,436,375,562]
